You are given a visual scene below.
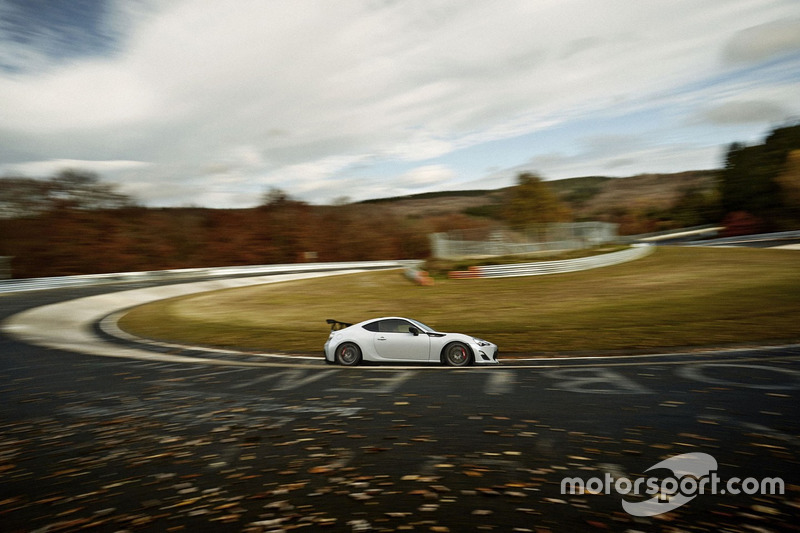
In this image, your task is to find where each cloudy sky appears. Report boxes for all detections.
[1,0,799,207]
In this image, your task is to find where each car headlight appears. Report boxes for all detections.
[473,338,491,346]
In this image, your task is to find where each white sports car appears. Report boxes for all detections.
[324,317,499,366]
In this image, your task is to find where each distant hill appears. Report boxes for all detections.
[553,170,719,218]
[358,170,720,222]
[358,188,509,218]
[0,169,721,278]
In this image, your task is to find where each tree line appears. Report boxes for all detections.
[503,123,800,235]
[0,197,441,278]
[0,170,133,218]
[719,123,800,233]
[1,123,798,278]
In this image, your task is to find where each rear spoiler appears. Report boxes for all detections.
[326,319,353,331]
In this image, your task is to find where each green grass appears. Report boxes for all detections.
[118,247,800,356]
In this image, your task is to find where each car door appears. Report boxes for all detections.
[372,319,431,361]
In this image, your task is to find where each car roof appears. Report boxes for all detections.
[359,316,412,324]
[356,317,438,331]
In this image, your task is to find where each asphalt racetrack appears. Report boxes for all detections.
[1,280,799,532]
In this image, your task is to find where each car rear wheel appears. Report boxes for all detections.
[336,342,362,366]
[443,342,472,367]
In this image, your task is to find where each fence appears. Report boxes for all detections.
[430,222,618,259]
[0,260,408,294]
[621,225,723,244]
[683,230,800,247]
[448,244,653,279]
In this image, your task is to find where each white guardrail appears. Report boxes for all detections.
[684,229,800,246]
[448,244,653,279]
[0,260,410,294]
[0,246,656,293]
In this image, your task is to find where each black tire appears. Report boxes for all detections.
[443,342,472,367]
[336,342,362,366]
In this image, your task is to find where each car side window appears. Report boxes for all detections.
[379,319,413,333]
[362,321,381,332]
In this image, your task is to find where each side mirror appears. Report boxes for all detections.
[408,326,420,336]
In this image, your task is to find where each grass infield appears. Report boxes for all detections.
[118,247,800,356]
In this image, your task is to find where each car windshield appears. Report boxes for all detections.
[408,318,436,332]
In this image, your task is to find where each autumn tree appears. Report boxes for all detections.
[49,169,134,210]
[503,172,571,231]
[669,185,721,227]
[775,149,800,226]
[0,177,51,218]
[261,187,294,208]
[256,187,318,262]
[0,169,134,217]
[719,123,800,230]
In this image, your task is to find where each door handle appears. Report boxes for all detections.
[377,336,387,341]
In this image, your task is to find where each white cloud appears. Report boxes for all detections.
[0,63,158,131]
[2,159,151,176]
[723,17,800,64]
[400,164,456,187]
[268,155,370,185]
[1,0,799,206]
[702,100,790,125]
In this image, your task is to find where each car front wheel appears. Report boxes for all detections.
[443,342,472,367]
[336,342,362,366]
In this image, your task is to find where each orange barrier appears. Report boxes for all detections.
[447,269,482,279]
[404,268,435,286]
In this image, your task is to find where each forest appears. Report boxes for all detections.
[1,124,798,279]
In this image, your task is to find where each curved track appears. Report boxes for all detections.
[1,276,799,532]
